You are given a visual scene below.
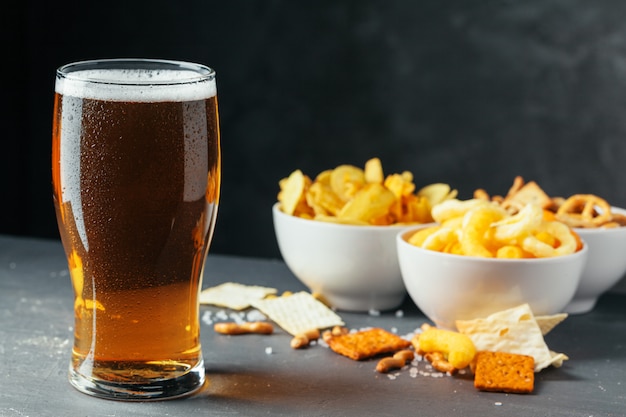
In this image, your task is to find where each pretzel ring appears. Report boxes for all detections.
[556,194,612,228]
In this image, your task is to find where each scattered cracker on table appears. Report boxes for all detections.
[455,303,567,371]
[327,327,411,361]
[535,313,568,336]
[474,351,535,394]
[200,282,277,310]
[252,291,344,336]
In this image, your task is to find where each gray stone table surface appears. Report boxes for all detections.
[1,235,625,417]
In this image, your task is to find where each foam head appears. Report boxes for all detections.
[55,60,217,102]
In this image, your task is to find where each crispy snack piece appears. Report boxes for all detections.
[473,351,535,394]
[252,291,344,336]
[278,158,457,225]
[327,328,411,361]
[413,325,476,369]
[555,194,613,228]
[213,321,274,335]
[502,179,552,213]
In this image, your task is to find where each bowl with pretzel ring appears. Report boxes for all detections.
[554,194,626,314]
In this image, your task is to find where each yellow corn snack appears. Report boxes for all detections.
[417,326,477,369]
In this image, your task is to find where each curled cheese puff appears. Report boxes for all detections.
[492,203,544,243]
[460,204,507,258]
[407,226,440,247]
[421,227,459,252]
[416,326,476,369]
[522,221,578,257]
[431,198,494,224]
[496,245,525,259]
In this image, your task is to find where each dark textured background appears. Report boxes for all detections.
[5,0,626,259]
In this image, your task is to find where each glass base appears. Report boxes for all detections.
[69,359,205,401]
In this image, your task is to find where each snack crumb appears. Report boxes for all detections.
[395,310,404,318]
[265,347,273,355]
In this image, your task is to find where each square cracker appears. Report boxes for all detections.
[327,327,411,361]
[252,291,344,336]
[200,282,277,310]
[474,351,535,394]
[503,180,552,210]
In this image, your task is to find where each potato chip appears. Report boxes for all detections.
[277,169,308,215]
[417,183,458,207]
[384,173,415,199]
[364,157,384,184]
[306,181,343,216]
[338,183,396,223]
[278,158,452,225]
[251,291,344,336]
[455,304,568,371]
[330,165,365,202]
[200,282,277,310]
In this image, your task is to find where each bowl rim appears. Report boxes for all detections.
[272,202,433,231]
[397,225,588,264]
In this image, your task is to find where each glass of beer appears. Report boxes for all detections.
[52,59,220,400]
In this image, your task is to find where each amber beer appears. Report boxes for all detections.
[52,59,220,400]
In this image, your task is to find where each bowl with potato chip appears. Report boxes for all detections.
[558,202,626,314]
[273,204,417,311]
[396,198,589,329]
[273,158,456,312]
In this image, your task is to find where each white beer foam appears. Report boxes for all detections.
[56,69,217,102]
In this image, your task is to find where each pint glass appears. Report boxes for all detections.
[52,59,220,400]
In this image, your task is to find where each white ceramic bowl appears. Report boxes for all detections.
[273,203,420,312]
[397,226,588,330]
[564,207,626,314]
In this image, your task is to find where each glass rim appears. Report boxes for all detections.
[56,58,215,86]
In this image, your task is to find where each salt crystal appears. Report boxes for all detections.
[201,311,213,325]
[246,309,267,322]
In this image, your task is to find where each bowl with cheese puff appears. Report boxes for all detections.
[396,199,588,329]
